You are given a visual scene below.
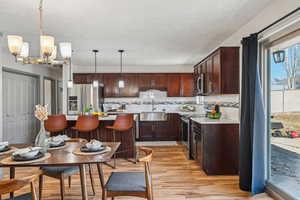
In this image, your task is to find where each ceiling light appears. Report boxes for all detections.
[20,42,29,58]
[118,49,125,88]
[59,42,72,59]
[67,80,73,88]
[7,0,71,65]
[92,49,100,88]
[7,35,23,58]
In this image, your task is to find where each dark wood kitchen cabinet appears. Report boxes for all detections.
[167,74,181,97]
[191,121,239,175]
[180,74,194,97]
[193,47,239,95]
[73,73,194,97]
[139,113,181,141]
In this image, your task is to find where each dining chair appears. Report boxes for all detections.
[39,138,96,200]
[72,115,99,141]
[0,172,41,200]
[100,147,153,200]
[105,114,135,168]
[44,114,68,136]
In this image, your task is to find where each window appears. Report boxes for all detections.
[265,29,300,199]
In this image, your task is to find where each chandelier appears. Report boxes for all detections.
[7,0,72,65]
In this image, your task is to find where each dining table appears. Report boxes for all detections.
[0,141,120,200]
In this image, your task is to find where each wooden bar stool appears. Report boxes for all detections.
[44,114,68,136]
[72,115,99,141]
[106,114,135,168]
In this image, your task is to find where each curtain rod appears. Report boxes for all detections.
[257,7,300,35]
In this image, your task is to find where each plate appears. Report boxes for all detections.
[12,151,44,162]
[0,146,10,153]
[49,141,65,148]
[80,146,106,153]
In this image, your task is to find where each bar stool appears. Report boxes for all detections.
[44,114,68,136]
[106,114,135,168]
[72,115,99,141]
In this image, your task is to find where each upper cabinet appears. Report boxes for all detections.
[73,73,194,98]
[194,47,239,95]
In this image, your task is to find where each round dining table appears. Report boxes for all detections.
[0,141,120,200]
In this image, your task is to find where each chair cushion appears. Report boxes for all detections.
[41,166,79,175]
[105,172,146,192]
[4,192,32,200]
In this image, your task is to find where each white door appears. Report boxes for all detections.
[3,71,39,144]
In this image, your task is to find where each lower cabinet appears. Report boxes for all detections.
[139,113,181,141]
[191,121,239,175]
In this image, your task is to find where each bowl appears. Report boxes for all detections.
[0,142,9,151]
[85,140,103,151]
[13,147,42,159]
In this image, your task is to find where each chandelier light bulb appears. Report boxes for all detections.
[7,35,23,56]
[20,42,29,58]
[59,42,72,59]
[40,35,55,57]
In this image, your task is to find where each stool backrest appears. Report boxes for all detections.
[75,115,99,132]
[112,114,134,131]
[44,115,67,132]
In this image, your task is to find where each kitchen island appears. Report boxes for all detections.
[59,115,138,158]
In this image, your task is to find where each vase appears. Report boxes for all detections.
[34,121,50,147]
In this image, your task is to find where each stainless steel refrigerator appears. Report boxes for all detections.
[67,84,104,115]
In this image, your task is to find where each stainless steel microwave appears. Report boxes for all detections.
[196,73,205,94]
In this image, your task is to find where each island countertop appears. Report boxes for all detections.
[190,117,239,124]
[66,114,138,121]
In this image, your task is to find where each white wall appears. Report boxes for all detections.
[221,0,300,46]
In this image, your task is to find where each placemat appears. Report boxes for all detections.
[73,146,111,156]
[0,153,51,165]
[0,147,17,156]
[47,144,68,150]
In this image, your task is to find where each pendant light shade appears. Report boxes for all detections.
[118,80,125,88]
[59,42,72,59]
[92,49,99,88]
[20,42,29,58]
[40,35,55,57]
[67,56,73,88]
[7,35,23,56]
[273,50,285,63]
[118,49,125,88]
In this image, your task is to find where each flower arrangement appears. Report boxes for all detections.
[35,104,48,121]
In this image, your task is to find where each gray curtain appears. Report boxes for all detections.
[240,33,266,194]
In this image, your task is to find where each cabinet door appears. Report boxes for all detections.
[119,74,139,97]
[212,52,221,94]
[196,133,203,165]
[167,74,181,97]
[73,73,88,84]
[103,74,120,97]
[206,58,213,94]
[167,113,181,140]
[139,122,155,141]
[138,74,153,90]
[153,74,168,90]
[180,74,194,97]
[154,121,169,140]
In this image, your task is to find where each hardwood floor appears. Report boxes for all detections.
[1,145,273,200]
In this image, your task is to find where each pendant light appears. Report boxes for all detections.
[118,50,125,88]
[92,50,99,88]
[67,57,73,88]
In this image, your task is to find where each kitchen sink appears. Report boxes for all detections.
[140,112,167,121]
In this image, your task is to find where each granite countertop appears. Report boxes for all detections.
[66,115,138,121]
[190,117,239,124]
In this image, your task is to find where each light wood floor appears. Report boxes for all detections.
[1,145,273,200]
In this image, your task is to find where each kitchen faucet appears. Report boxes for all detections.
[151,99,156,111]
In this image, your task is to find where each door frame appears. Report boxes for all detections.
[43,76,57,114]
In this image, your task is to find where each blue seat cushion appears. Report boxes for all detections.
[105,172,146,192]
[4,193,32,200]
[41,166,79,175]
